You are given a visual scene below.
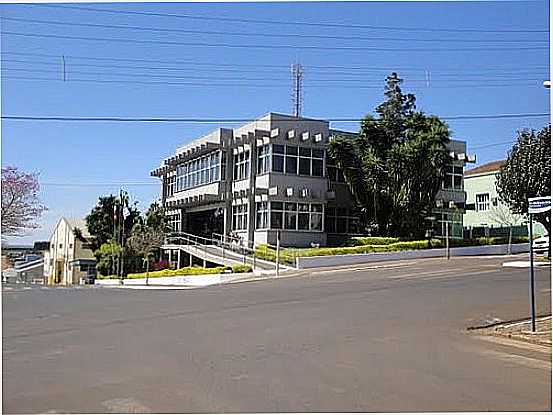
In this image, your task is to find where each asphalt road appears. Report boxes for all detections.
[3,255,551,413]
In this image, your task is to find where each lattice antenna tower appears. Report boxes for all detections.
[291,63,304,117]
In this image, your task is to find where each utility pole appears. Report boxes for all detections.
[291,63,304,117]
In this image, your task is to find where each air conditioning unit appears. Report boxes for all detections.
[301,188,311,198]
[456,153,465,161]
[268,187,278,196]
[466,154,477,163]
[286,187,294,197]
[314,133,323,142]
[302,132,310,141]
[287,130,296,139]
[270,128,279,138]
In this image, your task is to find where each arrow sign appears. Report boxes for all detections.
[528,196,551,214]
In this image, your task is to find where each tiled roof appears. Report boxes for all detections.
[464,160,505,177]
[64,218,91,237]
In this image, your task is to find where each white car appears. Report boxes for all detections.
[533,236,550,256]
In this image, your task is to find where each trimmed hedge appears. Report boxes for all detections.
[347,237,400,246]
[98,264,254,280]
[255,235,529,262]
[232,264,253,273]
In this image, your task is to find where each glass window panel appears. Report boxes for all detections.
[325,216,336,233]
[285,202,297,211]
[298,213,310,230]
[312,159,323,177]
[285,156,298,174]
[312,149,324,159]
[298,203,310,212]
[272,144,284,154]
[270,212,283,229]
[299,157,311,175]
[311,204,323,213]
[271,201,283,210]
[299,147,311,157]
[310,213,323,231]
[285,145,298,155]
[285,212,297,230]
[272,155,284,173]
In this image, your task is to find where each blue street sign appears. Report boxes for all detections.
[528,196,551,214]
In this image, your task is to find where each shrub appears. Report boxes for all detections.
[232,264,253,273]
[123,266,226,279]
[347,237,400,246]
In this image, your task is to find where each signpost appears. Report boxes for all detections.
[527,196,551,332]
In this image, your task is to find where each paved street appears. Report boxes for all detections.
[3,255,551,413]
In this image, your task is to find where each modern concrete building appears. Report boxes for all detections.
[152,113,473,247]
[44,218,97,285]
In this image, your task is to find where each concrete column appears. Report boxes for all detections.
[177,249,181,268]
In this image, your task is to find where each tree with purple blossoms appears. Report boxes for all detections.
[1,166,47,237]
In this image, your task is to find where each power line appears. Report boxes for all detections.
[1,75,541,90]
[2,51,548,73]
[2,113,550,123]
[2,67,546,84]
[1,16,548,44]
[0,75,541,90]
[2,31,548,52]
[29,3,549,34]
[41,182,158,187]
[2,59,548,79]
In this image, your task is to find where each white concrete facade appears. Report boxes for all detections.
[152,113,473,247]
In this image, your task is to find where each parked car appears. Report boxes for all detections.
[533,235,550,256]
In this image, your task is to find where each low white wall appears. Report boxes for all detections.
[96,272,256,287]
[296,243,529,269]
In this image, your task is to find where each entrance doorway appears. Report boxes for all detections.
[186,208,224,238]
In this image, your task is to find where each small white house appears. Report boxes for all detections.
[44,218,96,285]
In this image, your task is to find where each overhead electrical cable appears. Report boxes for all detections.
[2,113,550,123]
[29,3,549,33]
[1,31,548,52]
[1,16,548,44]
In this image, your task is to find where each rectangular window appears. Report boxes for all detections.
[284,202,297,230]
[232,204,248,231]
[310,203,323,231]
[257,144,271,175]
[285,145,298,175]
[256,201,268,229]
[299,157,311,175]
[233,150,250,181]
[443,164,463,190]
[298,203,310,230]
[476,193,490,212]
[270,201,284,229]
[174,150,221,191]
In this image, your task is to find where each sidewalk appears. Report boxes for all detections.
[477,316,552,347]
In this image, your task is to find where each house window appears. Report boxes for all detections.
[268,202,324,231]
[257,144,271,175]
[476,193,490,212]
[233,150,250,181]
[443,165,463,190]
[256,201,268,229]
[270,201,284,229]
[232,203,248,231]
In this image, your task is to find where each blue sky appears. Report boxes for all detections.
[1,1,550,244]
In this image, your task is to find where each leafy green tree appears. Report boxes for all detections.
[329,73,450,238]
[144,202,168,232]
[85,194,140,251]
[496,125,551,236]
[94,240,122,276]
